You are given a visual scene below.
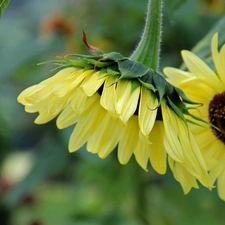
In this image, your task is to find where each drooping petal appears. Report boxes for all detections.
[176,117,210,187]
[17,85,38,104]
[56,104,79,129]
[115,80,140,123]
[168,157,199,194]
[34,92,72,124]
[68,98,103,152]
[133,139,149,172]
[217,169,225,201]
[100,76,117,115]
[70,88,88,114]
[82,71,106,96]
[87,112,122,158]
[138,87,158,136]
[51,69,92,97]
[148,121,167,175]
[162,101,211,188]
[209,152,225,185]
[118,116,139,165]
[161,103,184,162]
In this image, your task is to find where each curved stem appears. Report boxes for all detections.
[130,0,163,71]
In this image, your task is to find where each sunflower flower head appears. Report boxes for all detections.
[17,25,214,194]
[164,32,225,199]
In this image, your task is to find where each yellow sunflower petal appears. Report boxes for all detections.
[163,67,192,84]
[70,88,88,114]
[34,109,58,124]
[56,104,79,129]
[68,101,103,152]
[115,80,140,123]
[87,113,122,158]
[177,122,207,178]
[37,68,79,99]
[118,116,139,165]
[168,157,199,194]
[211,33,225,84]
[138,87,158,136]
[209,153,225,185]
[17,85,38,104]
[34,92,71,124]
[178,77,217,102]
[82,71,106,96]
[100,76,117,114]
[98,121,122,159]
[181,50,222,90]
[51,70,91,97]
[217,169,225,201]
[133,140,149,172]
[148,121,167,175]
[161,103,184,162]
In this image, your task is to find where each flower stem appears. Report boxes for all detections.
[130,0,163,71]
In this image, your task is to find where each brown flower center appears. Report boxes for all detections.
[209,92,225,144]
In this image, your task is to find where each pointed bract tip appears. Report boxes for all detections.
[82,26,103,55]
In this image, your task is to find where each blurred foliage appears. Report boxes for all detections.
[0,0,10,17]
[0,0,225,225]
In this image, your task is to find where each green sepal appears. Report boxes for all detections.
[83,64,94,71]
[103,52,128,61]
[68,60,89,68]
[65,53,103,60]
[185,119,208,129]
[131,80,140,92]
[167,96,187,125]
[153,73,173,102]
[182,108,215,128]
[138,77,156,92]
[174,87,201,105]
[82,58,114,68]
[118,59,150,79]
[107,66,120,76]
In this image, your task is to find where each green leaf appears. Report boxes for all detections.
[0,0,10,17]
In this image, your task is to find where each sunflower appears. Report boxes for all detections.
[164,33,225,199]
[18,31,212,193]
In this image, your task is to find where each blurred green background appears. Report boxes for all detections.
[1,0,225,224]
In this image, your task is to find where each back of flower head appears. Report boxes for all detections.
[17,0,212,195]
